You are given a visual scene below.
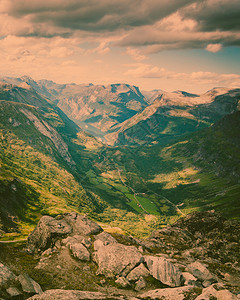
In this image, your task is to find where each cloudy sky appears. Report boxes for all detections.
[0,0,240,93]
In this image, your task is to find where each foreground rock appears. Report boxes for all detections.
[145,256,183,287]
[94,239,143,278]
[11,211,239,299]
[27,289,117,299]
[0,262,42,299]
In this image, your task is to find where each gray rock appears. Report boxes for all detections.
[95,231,117,245]
[182,272,200,286]
[195,284,238,300]
[135,277,146,291]
[187,261,216,282]
[18,273,42,294]
[0,263,16,289]
[140,286,195,299]
[26,216,72,254]
[115,276,130,288]
[144,256,183,287]
[27,289,118,299]
[94,240,143,278]
[6,286,21,297]
[62,235,90,261]
[69,243,90,261]
[127,264,150,282]
[63,212,102,236]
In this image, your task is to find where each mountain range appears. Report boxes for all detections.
[0,76,239,240]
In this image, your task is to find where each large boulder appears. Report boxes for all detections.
[140,286,195,300]
[126,263,150,282]
[187,261,216,283]
[144,256,183,287]
[26,216,72,254]
[94,231,117,245]
[93,240,143,278]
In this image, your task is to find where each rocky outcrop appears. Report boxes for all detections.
[144,256,183,287]
[93,239,143,278]
[26,213,102,254]
[11,211,239,299]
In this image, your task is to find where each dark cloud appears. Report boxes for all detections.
[7,0,196,33]
[181,0,240,31]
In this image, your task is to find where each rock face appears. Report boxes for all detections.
[94,239,143,278]
[187,261,216,283]
[126,263,150,282]
[145,256,183,287]
[62,235,91,261]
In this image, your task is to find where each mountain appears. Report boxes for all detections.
[1,77,148,141]
[105,87,240,146]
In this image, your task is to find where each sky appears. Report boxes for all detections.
[0,0,240,93]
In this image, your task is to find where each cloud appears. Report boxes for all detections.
[125,63,240,87]
[126,48,147,61]
[3,0,196,35]
[181,0,240,32]
[205,43,222,53]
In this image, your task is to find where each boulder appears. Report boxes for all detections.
[0,263,16,289]
[62,235,91,261]
[69,243,90,261]
[127,264,150,282]
[195,284,238,300]
[27,289,118,299]
[18,273,42,294]
[187,261,216,283]
[182,272,200,287]
[115,276,130,288]
[135,277,146,291]
[140,286,195,300]
[6,286,21,297]
[26,216,72,254]
[144,256,183,287]
[95,231,117,245]
[94,240,143,278]
[62,212,102,236]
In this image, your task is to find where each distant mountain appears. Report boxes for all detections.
[1,77,148,141]
[105,87,240,146]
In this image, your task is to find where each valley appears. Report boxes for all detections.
[0,77,240,241]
